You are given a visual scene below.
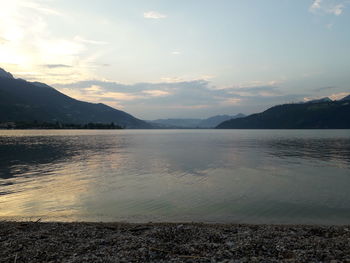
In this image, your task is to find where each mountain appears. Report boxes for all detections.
[0,68,14,79]
[217,99,350,129]
[340,95,350,101]
[148,118,202,128]
[197,114,245,128]
[149,114,246,128]
[0,68,151,128]
[305,97,332,104]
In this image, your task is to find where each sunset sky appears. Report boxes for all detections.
[0,0,350,119]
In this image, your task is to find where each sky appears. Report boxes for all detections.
[0,0,350,119]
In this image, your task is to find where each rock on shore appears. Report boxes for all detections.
[1,221,350,262]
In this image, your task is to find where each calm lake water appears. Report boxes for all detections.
[0,129,349,224]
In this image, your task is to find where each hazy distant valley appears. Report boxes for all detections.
[148,114,246,128]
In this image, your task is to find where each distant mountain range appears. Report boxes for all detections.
[0,68,151,128]
[149,114,245,128]
[217,96,350,129]
[304,97,333,104]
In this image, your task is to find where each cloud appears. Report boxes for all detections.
[221,98,242,106]
[171,51,181,55]
[309,0,347,16]
[224,79,282,89]
[143,11,167,19]
[310,0,322,11]
[42,64,72,69]
[0,0,109,84]
[142,90,171,97]
[329,92,350,100]
[160,75,215,83]
[328,4,345,15]
[85,85,104,93]
[224,85,283,98]
[74,36,108,45]
[19,1,62,16]
[100,92,141,101]
[53,79,310,119]
[313,86,337,92]
[53,80,224,110]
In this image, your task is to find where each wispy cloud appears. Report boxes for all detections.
[85,85,104,93]
[74,36,109,45]
[42,64,72,69]
[160,75,215,83]
[309,0,348,16]
[142,90,171,97]
[221,98,242,106]
[226,86,282,97]
[143,11,167,19]
[19,1,62,16]
[313,86,337,92]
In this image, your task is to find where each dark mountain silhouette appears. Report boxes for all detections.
[217,98,350,129]
[149,113,245,128]
[197,114,245,128]
[0,68,14,79]
[340,95,350,101]
[305,97,332,104]
[0,68,151,128]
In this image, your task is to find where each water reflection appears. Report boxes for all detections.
[265,138,350,165]
[0,130,349,224]
[0,139,72,179]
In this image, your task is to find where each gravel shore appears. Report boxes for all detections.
[1,221,350,262]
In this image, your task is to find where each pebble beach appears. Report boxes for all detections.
[1,221,350,262]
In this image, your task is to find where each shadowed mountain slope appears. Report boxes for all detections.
[0,68,151,128]
[217,99,350,129]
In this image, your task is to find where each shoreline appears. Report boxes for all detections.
[1,221,350,262]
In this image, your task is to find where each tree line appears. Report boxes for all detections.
[0,121,123,129]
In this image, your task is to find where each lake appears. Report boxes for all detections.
[0,129,349,224]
